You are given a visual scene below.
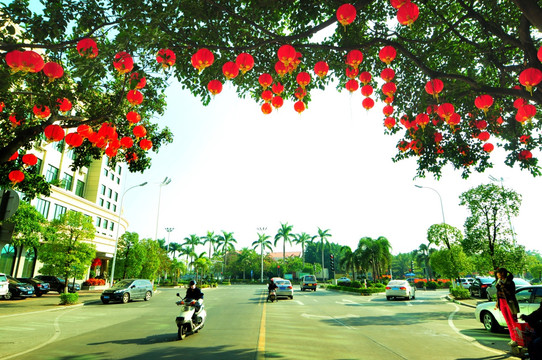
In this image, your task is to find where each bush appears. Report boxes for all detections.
[221,280,231,285]
[415,281,425,289]
[59,292,79,305]
[351,280,362,288]
[426,281,438,290]
[450,286,470,300]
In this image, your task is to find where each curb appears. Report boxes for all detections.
[446,295,476,308]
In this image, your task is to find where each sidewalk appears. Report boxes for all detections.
[447,294,489,308]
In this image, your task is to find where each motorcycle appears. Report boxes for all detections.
[175,293,207,340]
[267,289,277,303]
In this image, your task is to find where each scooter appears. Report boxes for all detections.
[175,293,207,340]
[267,289,277,302]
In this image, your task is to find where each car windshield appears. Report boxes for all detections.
[388,281,407,286]
[275,280,290,286]
[515,279,531,286]
[0,275,7,282]
[305,276,316,282]
[111,280,134,289]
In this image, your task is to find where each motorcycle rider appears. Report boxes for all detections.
[185,280,204,318]
[268,279,278,301]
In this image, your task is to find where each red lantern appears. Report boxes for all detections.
[345,50,363,69]
[44,124,65,142]
[415,113,430,127]
[434,132,443,143]
[235,53,255,74]
[294,101,305,114]
[130,72,147,89]
[519,150,532,161]
[447,112,461,126]
[476,120,488,130]
[383,105,394,116]
[126,152,138,163]
[296,72,311,89]
[437,103,455,121]
[261,103,272,115]
[384,96,394,104]
[515,104,536,123]
[345,79,359,92]
[207,80,223,95]
[126,90,143,105]
[33,105,51,119]
[379,46,397,65]
[384,117,396,129]
[294,87,307,100]
[336,3,356,26]
[359,71,372,85]
[56,98,72,112]
[9,170,24,184]
[113,51,134,74]
[0,101,4,112]
[314,61,329,79]
[43,62,64,81]
[380,68,395,82]
[98,123,117,141]
[272,82,284,95]
[397,2,419,26]
[156,49,176,68]
[191,48,214,72]
[9,114,21,128]
[361,85,373,97]
[275,61,288,77]
[519,67,542,95]
[345,67,359,79]
[538,45,542,63]
[77,124,93,138]
[5,50,23,72]
[478,131,490,142]
[362,97,374,110]
[520,135,531,144]
[77,38,98,58]
[483,143,494,153]
[65,132,83,148]
[9,151,18,161]
[126,111,141,124]
[474,94,494,113]
[139,139,153,150]
[261,90,273,103]
[277,45,297,66]
[22,154,38,166]
[513,98,526,109]
[120,137,134,149]
[425,79,444,99]
[272,96,283,109]
[133,125,146,138]
[258,73,273,89]
[20,51,44,73]
[222,61,240,80]
[390,0,411,9]
[382,82,397,97]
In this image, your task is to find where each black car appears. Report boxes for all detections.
[17,277,50,297]
[469,277,495,298]
[3,276,34,300]
[101,279,153,304]
[34,275,80,293]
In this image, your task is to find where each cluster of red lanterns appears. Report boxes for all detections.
[391,0,420,27]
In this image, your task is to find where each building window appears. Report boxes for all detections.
[45,165,59,183]
[113,204,117,212]
[75,180,85,197]
[0,244,16,274]
[104,168,109,177]
[108,188,112,199]
[100,185,106,195]
[106,201,111,210]
[114,192,119,201]
[62,173,73,191]
[103,219,108,229]
[53,204,67,219]
[35,198,50,218]
[117,165,122,175]
[98,198,104,207]
[54,139,65,152]
[96,217,102,227]
[116,177,120,184]
[110,172,114,181]
[21,247,36,278]
[109,222,114,231]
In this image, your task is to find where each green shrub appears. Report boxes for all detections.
[415,281,425,289]
[450,286,470,300]
[221,280,231,285]
[351,280,362,288]
[59,292,79,305]
[426,281,438,290]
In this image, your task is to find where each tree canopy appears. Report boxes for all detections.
[1,1,542,197]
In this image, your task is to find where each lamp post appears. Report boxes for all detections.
[257,226,267,283]
[488,175,516,244]
[414,185,446,224]
[110,181,148,287]
[154,177,172,240]
[164,227,174,280]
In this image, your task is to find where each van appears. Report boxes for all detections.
[0,273,8,297]
[300,275,317,291]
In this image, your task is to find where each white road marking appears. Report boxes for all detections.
[295,300,304,305]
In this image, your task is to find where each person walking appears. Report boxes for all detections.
[495,267,520,347]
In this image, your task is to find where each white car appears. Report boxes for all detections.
[0,273,8,297]
[385,280,416,300]
[459,278,474,289]
[274,279,293,299]
[337,277,351,284]
[474,285,542,332]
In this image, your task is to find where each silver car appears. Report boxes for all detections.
[274,279,293,299]
[486,278,531,301]
[385,280,416,300]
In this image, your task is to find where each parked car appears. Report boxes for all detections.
[385,280,416,300]
[0,273,8,297]
[34,275,80,293]
[3,276,34,299]
[337,277,351,284]
[274,279,293,299]
[459,278,474,289]
[486,278,531,301]
[100,279,153,304]
[469,277,494,298]
[474,285,542,332]
[17,277,51,297]
[300,275,317,291]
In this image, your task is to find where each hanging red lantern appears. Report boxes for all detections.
[105,146,117,158]
[77,124,93,138]
[272,82,284,95]
[44,124,65,142]
[314,61,329,79]
[476,120,488,130]
[398,140,410,152]
[345,79,359,92]
[397,2,419,26]
[415,113,430,127]
[235,53,255,74]
[207,80,223,95]
[130,72,147,89]
[447,112,461,126]
[519,67,542,95]
[434,132,443,143]
[380,68,395,82]
[384,117,396,129]
[22,154,38,166]
[382,82,397,96]
[519,150,533,161]
[126,90,143,105]
[277,45,297,66]
[20,51,44,73]
[520,135,531,144]
[6,50,23,72]
[513,98,526,109]
[474,94,494,113]
[538,45,542,63]
[425,79,444,99]
[65,132,83,148]
[296,72,311,89]
[515,104,536,123]
[275,61,288,77]
[345,50,363,69]
[437,103,455,121]
[191,48,215,72]
[345,67,359,79]
[379,46,397,65]
[156,49,176,68]
[126,111,141,124]
[384,96,394,104]
[359,71,372,85]
[43,62,64,81]
[113,51,134,74]
[294,87,307,100]
[56,98,72,112]
[261,90,273,103]
[9,151,18,161]
[362,97,374,110]
[0,101,4,112]
[9,170,24,184]
[383,105,394,116]
[294,101,305,114]
[77,38,98,58]
[9,114,21,128]
[483,143,494,153]
[272,96,283,109]
[139,139,153,150]
[222,61,240,80]
[258,73,273,89]
[478,131,490,141]
[336,3,357,27]
[390,0,411,9]
[120,136,134,149]
[361,85,373,97]
[33,105,51,119]
[133,125,146,138]
[261,103,273,115]
[98,122,117,141]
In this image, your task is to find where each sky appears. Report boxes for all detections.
[121,80,542,256]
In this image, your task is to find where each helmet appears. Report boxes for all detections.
[189,280,196,286]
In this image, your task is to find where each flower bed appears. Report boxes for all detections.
[83,278,106,286]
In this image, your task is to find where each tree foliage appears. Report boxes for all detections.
[3,200,45,247]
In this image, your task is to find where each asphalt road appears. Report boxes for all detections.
[0,286,519,360]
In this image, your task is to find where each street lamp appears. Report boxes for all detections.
[414,185,446,224]
[488,175,516,243]
[110,181,148,286]
[257,227,267,283]
[164,227,174,280]
[154,177,172,240]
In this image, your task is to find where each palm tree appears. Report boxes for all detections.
[182,234,201,269]
[414,243,434,280]
[274,223,294,277]
[340,245,357,281]
[217,231,237,275]
[293,232,314,267]
[357,236,392,281]
[190,252,211,283]
[168,242,182,258]
[252,232,273,282]
[316,227,332,281]
[201,231,218,258]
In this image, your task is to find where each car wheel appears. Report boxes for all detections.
[122,293,130,304]
[144,291,152,301]
[289,295,293,299]
[102,299,110,304]
[482,311,501,332]
[301,288,305,291]
[36,292,43,297]
[386,296,391,300]
[4,291,13,300]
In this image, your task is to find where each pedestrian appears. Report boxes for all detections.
[520,301,542,360]
[494,267,520,347]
